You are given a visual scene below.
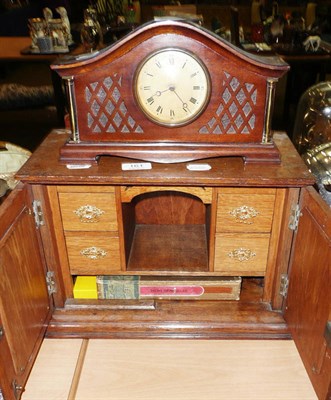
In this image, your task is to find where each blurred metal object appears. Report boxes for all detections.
[0,142,31,190]
[0,179,9,198]
[302,142,331,205]
[293,82,331,205]
[293,81,331,155]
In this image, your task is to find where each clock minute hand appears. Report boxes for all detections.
[170,87,191,113]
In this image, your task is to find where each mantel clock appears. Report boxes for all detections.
[52,20,289,163]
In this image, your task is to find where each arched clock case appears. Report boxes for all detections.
[52,20,289,164]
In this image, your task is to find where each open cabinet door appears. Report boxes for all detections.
[0,186,51,400]
[285,186,331,400]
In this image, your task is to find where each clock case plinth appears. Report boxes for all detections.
[52,20,289,164]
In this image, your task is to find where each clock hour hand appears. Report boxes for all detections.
[150,88,170,98]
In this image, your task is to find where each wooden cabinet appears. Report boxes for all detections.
[0,131,329,399]
[1,20,329,399]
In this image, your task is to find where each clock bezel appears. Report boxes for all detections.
[133,47,211,128]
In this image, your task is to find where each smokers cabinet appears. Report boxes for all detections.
[0,20,330,400]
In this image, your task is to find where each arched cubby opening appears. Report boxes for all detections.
[120,187,213,273]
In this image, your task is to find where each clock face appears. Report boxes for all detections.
[134,48,211,127]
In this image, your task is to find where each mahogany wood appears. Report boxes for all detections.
[58,141,283,164]
[51,20,289,164]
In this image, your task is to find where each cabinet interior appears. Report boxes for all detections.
[122,190,210,272]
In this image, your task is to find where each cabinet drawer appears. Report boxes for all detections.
[214,233,270,275]
[65,235,121,275]
[58,192,118,232]
[216,190,276,233]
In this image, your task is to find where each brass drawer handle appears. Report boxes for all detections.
[228,248,256,262]
[229,205,259,224]
[80,246,107,260]
[74,205,105,223]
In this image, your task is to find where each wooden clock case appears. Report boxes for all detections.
[0,21,330,400]
[52,20,289,164]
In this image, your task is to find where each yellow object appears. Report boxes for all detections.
[73,276,98,299]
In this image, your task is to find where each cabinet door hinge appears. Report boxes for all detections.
[46,271,57,295]
[12,380,23,400]
[32,200,45,228]
[279,274,289,298]
[288,204,302,231]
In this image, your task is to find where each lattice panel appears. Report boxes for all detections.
[199,72,257,135]
[84,74,144,134]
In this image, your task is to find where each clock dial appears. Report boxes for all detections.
[134,48,210,126]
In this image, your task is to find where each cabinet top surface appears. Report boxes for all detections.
[16,130,314,187]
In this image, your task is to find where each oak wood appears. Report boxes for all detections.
[214,233,270,275]
[58,191,119,231]
[262,188,287,303]
[32,185,68,307]
[16,131,315,187]
[120,185,213,204]
[47,185,75,299]
[270,187,300,309]
[127,224,209,272]
[133,192,207,225]
[285,187,331,400]
[13,131,315,342]
[0,187,51,400]
[65,234,122,275]
[46,278,290,339]
[216,189,276,232]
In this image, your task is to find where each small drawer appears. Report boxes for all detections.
[216,190,276,233]
[58,192,118,232]
[214,233,270,275]
[65,234,121,275]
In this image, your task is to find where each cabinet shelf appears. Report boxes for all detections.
[127,224,209,272]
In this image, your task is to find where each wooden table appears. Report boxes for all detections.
[0,36,58,62]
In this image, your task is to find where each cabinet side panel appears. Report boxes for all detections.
[271,188,299,309]
[46,186,74,299]
[262,188,285,303]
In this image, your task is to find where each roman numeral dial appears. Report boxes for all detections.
[134,48,211,126]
